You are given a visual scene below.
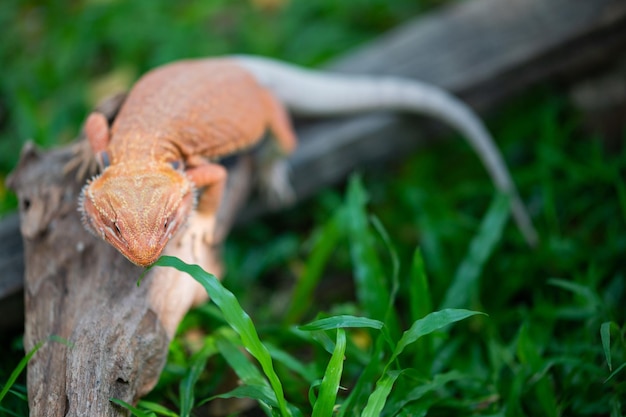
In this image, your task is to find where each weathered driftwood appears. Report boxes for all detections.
[0,0,625,413]
[6,92,254,416]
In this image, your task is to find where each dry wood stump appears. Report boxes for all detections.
[7,96,253,416]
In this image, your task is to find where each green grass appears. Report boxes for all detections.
[136,179,485,416]
[1,0,626,416]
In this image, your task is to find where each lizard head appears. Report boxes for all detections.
[79,162,196,267]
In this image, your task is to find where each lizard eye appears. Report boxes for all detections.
[113,221,121,236]
[169,160,183,170]
[164,217,177,236]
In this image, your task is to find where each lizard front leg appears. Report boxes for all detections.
[65,94,127,180]
[185,157,228,245]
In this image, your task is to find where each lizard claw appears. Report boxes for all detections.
[64,139,99,181]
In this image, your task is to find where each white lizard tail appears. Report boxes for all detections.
[235,55,538,246]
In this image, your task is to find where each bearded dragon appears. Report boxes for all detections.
[79,56,537,267]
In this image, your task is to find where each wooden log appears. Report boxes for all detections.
[6,93,254,416]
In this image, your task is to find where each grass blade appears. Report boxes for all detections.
[153,256,291,417]
[361,370,403,417]
[310,330,338,355]
[136,401,178,417]
[407,249,433,373]
[370,214,400,302]
[604,363,626,383]
[600,321,614,371]
[205,384,279,407]
[179,344,216,417]
[0,405,24,417]
[440,194,509,309]
[0,340,44,404]
[614,165,626,224]
[266,342,318,383]
[516,322,542,369]
[284,214,342,325]
[409,248,432,323]
[392,309,485,362]
[299,316,383,331]
[337,335,386,417]
[358,309,483,416]
[384,370,468,414]
[110,398,156,417]
[312,329,346,417]
[548,279,602,307]
[216,332,267,386]
[301,315,395,364]
[345,176,392,323]
[308,380,322,408]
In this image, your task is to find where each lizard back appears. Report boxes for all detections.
[109,59,271,164]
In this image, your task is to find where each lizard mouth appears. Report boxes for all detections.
[122,244,165,267]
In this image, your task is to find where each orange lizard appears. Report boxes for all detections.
[80,56,537,266]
